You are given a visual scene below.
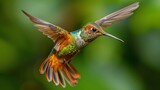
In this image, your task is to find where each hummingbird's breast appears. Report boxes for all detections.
[55,33,79,61]
[55,30,87,61]
[71,30,87,48]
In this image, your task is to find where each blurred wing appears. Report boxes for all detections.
[95,2,139,28]
[22,10,69,42]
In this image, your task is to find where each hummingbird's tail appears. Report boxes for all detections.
[39,54,80,88]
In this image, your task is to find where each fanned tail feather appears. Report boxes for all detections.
[39,54,80,88]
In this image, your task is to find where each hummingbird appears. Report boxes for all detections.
[22,2,139,88]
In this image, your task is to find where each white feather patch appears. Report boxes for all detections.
[75,31,86,48]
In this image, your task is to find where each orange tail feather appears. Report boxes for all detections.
[39,54,80,88]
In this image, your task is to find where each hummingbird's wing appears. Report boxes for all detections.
[95,2,139,28]
[22,10,69,42]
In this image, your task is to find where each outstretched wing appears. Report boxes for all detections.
[22,10,69,42]
[95,2,139,28]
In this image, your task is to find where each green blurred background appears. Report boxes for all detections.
[0,0,160,90]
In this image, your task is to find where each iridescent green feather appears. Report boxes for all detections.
[58,43,77,57]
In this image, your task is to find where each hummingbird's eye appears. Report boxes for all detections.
[91,28,97,32]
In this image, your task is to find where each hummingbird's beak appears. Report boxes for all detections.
[102,31,124,42]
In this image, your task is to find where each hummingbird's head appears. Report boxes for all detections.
[82,22,124,42]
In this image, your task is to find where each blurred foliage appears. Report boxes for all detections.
[0,0,160,90]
